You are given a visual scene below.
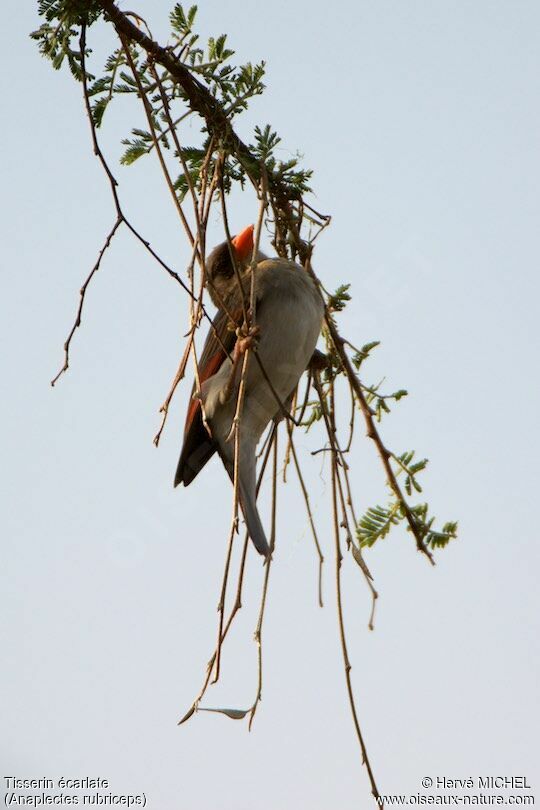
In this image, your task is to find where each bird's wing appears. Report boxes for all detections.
[174,304,241,487]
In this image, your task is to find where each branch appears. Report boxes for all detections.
[51,217,121,386]
[331,452,383,807]
[326,317,435,565]
[96,0,272,193]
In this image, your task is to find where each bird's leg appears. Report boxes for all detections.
[234,323,261,359]
[220,324,261,405]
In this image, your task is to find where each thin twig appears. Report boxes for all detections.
[248,425,278,730]
[295,367,313,425]
[218,161,249,325]
[344,382,356,454]
[328,380,377,624]
[121,36,195,248]
[51,217,121,386]
[150,65,202,235]
[313,373,375,599]
[152,327,194,446]
[153,140,220,446]
[212,490,239,685]
[281,389,297,482]
[55,27,216,389]
[287,425,325,608]
[331,451,383,807]
[178,425,277,724]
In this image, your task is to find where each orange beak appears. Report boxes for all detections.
[231,224,254,262]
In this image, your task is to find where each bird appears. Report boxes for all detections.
[174,224,324,557]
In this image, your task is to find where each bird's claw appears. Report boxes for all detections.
[234,324,261,359]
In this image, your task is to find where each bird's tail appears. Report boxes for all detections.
[219,442,270,558]
[238,477,270,558]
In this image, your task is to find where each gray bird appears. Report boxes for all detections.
[174,224,323,557]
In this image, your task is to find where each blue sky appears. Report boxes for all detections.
[2,1,539,807]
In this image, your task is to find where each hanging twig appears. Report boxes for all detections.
[51,217,121,386]
[313,372,377,617]
[248,425,278,730]
[286,424,325,608]
[153,140,221,447]
[121,35,196,248]
[178,424,277,724]
[330,452,383,807]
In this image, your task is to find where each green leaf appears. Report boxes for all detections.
[393,451,428,495]
[253,124,281,160]
[327,284,351,312]
[170,3,197,36]
[425,521,458,549]
[91,97,109,127]
[120,138,150,165]
[356,503,402,547]
[352,341,380,369]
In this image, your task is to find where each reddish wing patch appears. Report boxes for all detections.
[184,349,227,434]
[174,301,243,487]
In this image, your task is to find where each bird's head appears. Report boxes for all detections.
[205,224,255,307]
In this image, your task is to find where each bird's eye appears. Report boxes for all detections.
[214,256,227,278]
[210,247,233,280]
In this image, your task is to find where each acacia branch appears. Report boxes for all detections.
[96,0,303,206]
[98,1,261,182]
[325,316,435,565]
